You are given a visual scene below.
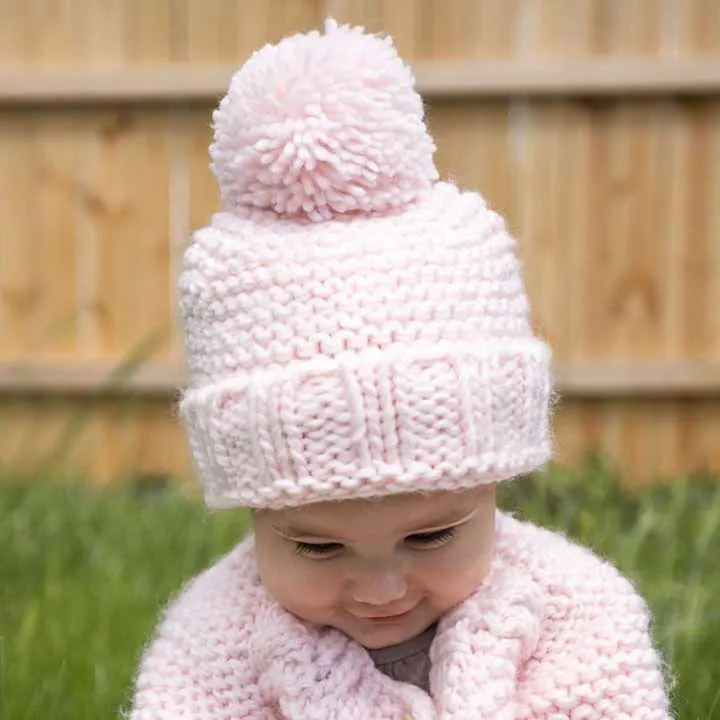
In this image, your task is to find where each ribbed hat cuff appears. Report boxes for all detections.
[180,338,553,509]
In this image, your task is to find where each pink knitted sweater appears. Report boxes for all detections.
[128,512,672,719]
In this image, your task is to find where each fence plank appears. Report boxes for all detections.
[272,0,322,41]
[427,0,519,59]
[0,112,36,359]
[375,0,421,59]
[124,0,178,62]
[72,108,174,358]
[33,111,80,357]
[323,0,382,30]
[25,0,74,62]
[710,102,720,355]
[234,0,272,59]
[680,0,720,52]
[430,100,512,218]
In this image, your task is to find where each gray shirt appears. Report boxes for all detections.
[367,623,437,695]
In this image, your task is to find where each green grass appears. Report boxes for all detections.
[2,456,719,719]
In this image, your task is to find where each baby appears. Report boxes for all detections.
[128,19,672,719]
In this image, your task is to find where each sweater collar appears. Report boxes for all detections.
[245,513,546,719]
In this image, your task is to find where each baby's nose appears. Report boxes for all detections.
[350,562,408,606]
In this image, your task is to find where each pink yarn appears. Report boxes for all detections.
[210,18,438,221]
[128,513,672,719]
[178,185,553,509]
[178,18,555,509]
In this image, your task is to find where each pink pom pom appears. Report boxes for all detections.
[210,18,439,222]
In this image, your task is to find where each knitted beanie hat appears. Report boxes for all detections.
[177,19,554,510]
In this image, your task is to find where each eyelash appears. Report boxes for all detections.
[407,527,457,547]
[293,527,458,558]
[293,541,342,558]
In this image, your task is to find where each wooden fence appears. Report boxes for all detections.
[1,0,719,487]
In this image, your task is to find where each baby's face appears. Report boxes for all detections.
[252,484,496,649]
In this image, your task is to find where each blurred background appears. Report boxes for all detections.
[1,1,719,719]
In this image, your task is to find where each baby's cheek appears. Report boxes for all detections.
[276,565,343,617]
[422,550,491,606]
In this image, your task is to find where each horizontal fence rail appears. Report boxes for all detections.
[1,360,720,398]
[1,58,720,105]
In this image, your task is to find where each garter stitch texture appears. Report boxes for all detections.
[128,512,672,719]
[177,18,554,510]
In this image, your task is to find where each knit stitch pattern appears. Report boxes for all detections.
[127,513,673,719]
[178,184,553,509]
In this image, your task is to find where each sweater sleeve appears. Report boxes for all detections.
[124,549,274,720]
[513,528,674,719]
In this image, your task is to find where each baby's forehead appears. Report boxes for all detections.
[262,487,491,538]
